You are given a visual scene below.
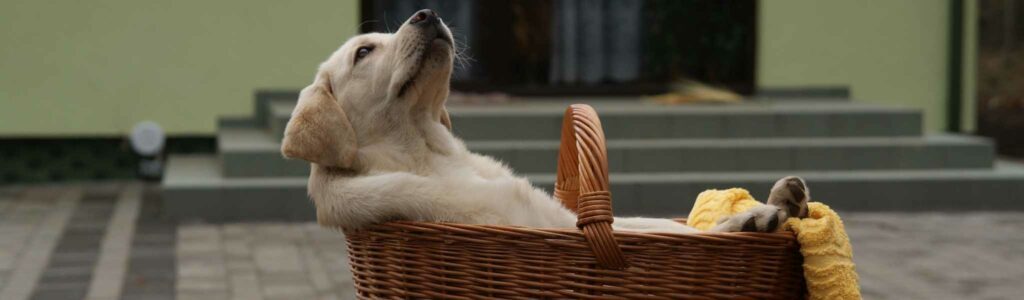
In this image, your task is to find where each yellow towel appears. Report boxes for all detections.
[686,188,862,300]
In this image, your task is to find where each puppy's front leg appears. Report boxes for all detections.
[613,217,700,234]
[314,172,570,229]
[313,172,453,229]
[710,176,810,232]
[766,176,809,219]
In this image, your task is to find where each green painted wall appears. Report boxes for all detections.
[759,1,955,132]
[0,0,358,136]
[961,0,977,132]
[4,1,974,136]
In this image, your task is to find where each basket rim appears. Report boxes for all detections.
[342,220,799,245]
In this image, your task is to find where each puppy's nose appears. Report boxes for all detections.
[409,9,439,26]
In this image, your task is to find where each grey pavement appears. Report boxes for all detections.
[1,183,1023,299]
[175,222,354,300]
[845,212,1024,300]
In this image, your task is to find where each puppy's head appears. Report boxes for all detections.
[282,9,455,168]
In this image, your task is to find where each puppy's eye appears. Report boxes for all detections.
[354,46,374,63]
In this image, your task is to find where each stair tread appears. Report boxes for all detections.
[264,99,923,140]
[217,127,993,176]
[268,99,918,118]
[219,126,984,151]
[163,154,305,187]
[166,154,1024,186]
[162,154,1024,220]
[218,127,279,151]
[468,135,989,148]
[525,162,1024,182]
[269,101,294,118]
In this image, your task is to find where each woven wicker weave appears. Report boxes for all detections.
[344,104,806,299]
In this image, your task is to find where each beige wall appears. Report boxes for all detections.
[0,0,359,136]
[759,0,963,132]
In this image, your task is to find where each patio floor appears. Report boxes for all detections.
[0,182,1021,300]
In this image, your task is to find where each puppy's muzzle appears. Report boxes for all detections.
[407,9,452,45]
[409,9,438,26]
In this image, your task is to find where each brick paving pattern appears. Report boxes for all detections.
[1,183,1023,299]
[846,213,1024,299]
[120,187,175,300]
[174,222,354,300]
[30,187,117,300]
[1,186,79,300]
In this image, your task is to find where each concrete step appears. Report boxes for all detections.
[162,155,313,221]
[469,135,993,173]
[218,127,992,177]
[162,154,1024,221]
[263,99,923,141]
[254,90,301,129]
[267,100,292,142]
[218,127,305,178]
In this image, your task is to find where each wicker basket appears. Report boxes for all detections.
[344,104,806,299]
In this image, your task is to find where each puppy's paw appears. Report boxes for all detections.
[710,204,784,233]
[767,176,810,219]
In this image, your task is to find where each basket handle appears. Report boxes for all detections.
[554,104,628,269]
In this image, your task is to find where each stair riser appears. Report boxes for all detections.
[255,91,299,128]
[221,152,309,178]
[163,185,315,222]
[604,178,1023,216]
[221,143,993,177]
[269,111,923,141]
[269,115,288,143]
[162,176,1024,222]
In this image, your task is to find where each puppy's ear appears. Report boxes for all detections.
[440,107,452,130]
[281,73,358,168]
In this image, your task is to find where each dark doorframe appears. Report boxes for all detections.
[946,0,964,132]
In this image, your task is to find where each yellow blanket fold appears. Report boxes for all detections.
[687,188,862,300]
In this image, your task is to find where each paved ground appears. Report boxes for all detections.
[1,183,1023,299]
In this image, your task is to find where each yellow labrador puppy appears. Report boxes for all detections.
[281,9,808,233]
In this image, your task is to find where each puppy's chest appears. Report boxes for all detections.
[420,153,475,175]
[363,148,460,174]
